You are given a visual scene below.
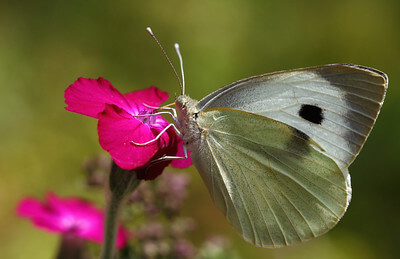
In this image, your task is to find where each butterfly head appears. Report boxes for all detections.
[175,94,199,127]
[175,94,199,115]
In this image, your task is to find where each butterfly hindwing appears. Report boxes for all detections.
[190,108,351,248]
[197,64,387,169]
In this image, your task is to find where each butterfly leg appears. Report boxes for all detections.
[143,103,178,118]
[130,123,183,146]
[134,104,181,128]
[139,144,188,177]
[132,111,181,128]
[150,143,188,165]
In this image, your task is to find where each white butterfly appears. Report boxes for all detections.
[145,28,388,248]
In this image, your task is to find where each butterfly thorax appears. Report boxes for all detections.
[175,95,202,147]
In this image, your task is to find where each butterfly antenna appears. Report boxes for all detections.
[146,27,183,94]
[174,43,185,95]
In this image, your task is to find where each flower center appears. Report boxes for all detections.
[136,109,157,125]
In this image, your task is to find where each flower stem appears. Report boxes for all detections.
[100,162,141,259]
[100,196,120,259]
[56,233,88,259]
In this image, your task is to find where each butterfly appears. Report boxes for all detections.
[175,64,387,248]
[146,28,388,248]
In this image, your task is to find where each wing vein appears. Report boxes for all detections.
[293,84,382,105]
[216,136,343,218]
[205,138,245,235]
[210,136,266,245]
[212,129,346,186]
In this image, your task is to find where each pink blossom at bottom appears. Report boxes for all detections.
[16,193,128,249]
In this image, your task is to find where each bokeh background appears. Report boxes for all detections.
[1,0,399,258]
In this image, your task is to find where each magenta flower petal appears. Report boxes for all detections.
[65,77,189,179]
[124,86,169,108]
[65,77,133,118]
[98,104,160,170]
[115,227,129,249]
[17,197,46,216]
[171,141,193,168]
[136,126,179,180]
[17,197,65,232]
[16,193,128,249]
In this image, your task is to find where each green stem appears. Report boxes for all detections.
[56,233,88,259]
[100,162,141,259]
[100,195,120,259]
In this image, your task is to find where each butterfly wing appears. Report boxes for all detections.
[190,108,351,248]
[197,64,388,169]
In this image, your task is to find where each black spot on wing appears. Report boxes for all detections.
[298,104,324,124]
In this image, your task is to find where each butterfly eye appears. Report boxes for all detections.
[193,113,199,119]
[298,104,324,124]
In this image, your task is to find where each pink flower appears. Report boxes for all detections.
[16,193,128,249]
[65,78,192,180]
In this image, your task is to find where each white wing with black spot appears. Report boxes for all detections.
[190,108,351,248]
[197,64,388,169]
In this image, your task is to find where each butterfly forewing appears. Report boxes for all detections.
[197,64,387,169]
[190,108,351,248]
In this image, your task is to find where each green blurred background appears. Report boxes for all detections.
[1,0,399,258]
